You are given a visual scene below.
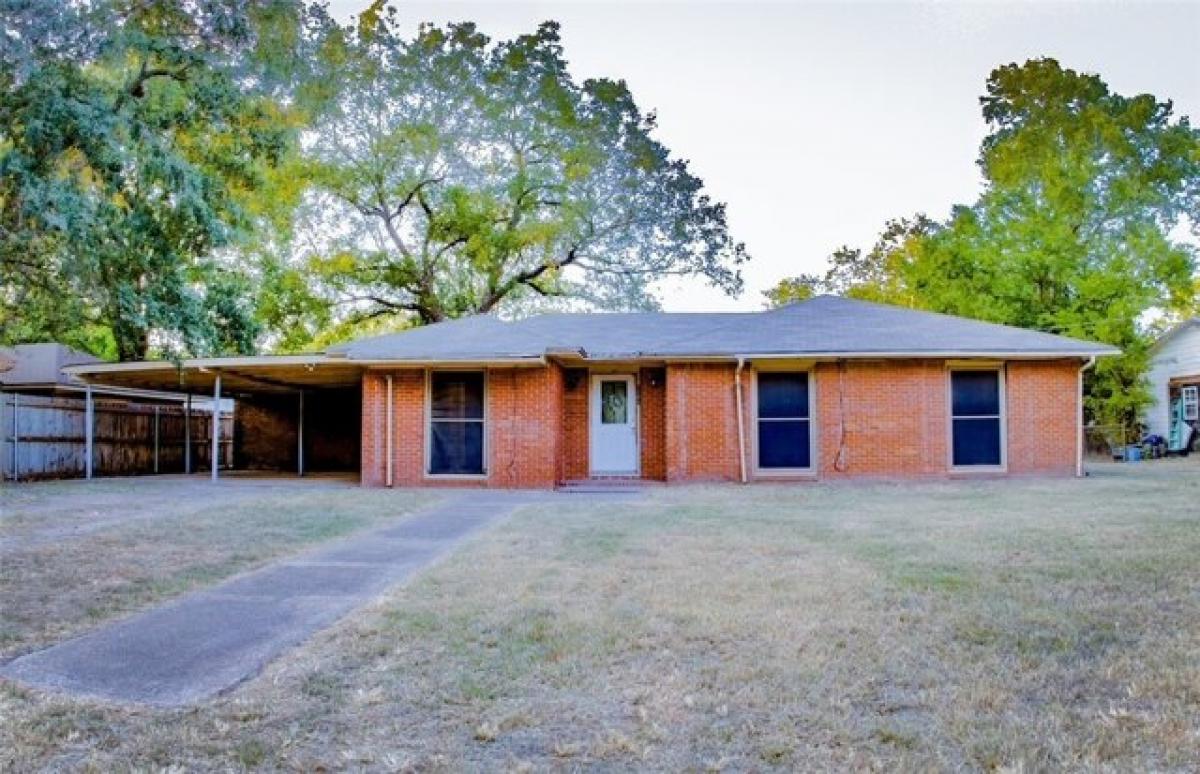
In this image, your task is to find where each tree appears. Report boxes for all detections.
[762,275,818,307]
[0,0,304,360]
[292,5,746,334]
[763,216,936,307]
[766,59,1199,427]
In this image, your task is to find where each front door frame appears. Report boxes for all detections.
[589,373,640,477]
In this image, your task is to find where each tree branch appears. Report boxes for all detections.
[477,247,580,314]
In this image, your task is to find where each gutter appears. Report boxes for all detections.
[62,355,329,375]
[654,350,1120,362]
[4,380,213,404]
[735,356,747,484]
[1077,356,1096,477]
[357,356,547,368]
[63,354,548,377]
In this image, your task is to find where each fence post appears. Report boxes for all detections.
[84,385,93,479]
[1,388,12,480]
[12,392,18,481]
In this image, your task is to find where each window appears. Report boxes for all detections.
[756,371,811,470]
[950,369,1003,467]
[429,371,485,475]
[601,380,628,424]
[1184,386,1199,421]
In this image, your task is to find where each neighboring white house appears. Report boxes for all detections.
[1145,319,1200,447]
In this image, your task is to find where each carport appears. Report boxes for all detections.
[63,355,365,481]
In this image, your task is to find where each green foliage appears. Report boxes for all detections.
[767,59,1200,427]
[765,216,936,307]
[0,0,304,360]
[287,7,747,334]
[762,276,817,307]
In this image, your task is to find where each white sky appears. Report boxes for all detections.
[327,0,1200,312]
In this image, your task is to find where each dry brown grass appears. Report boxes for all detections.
[3,462,1199,771]
[0,475,439,660]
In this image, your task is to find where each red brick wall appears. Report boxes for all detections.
[360,369,424,487]
[561,369,589,481]
[487,366,560,488]
[665,363,742,482]
[235,396,298,471]
[1005,360,1079,475]
[813,360,950,478]
[639,368,667,481]
[361,358,1083,487]
[238,388,359,473]
[361,366,561,488]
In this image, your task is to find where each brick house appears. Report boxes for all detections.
[66,296,1117,486]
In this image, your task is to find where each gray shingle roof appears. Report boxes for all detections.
[328,295,1119,361]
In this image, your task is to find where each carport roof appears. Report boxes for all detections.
[62,355,366,395]
[64,296,1118,394]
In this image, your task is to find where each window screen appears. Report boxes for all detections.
[757,372,811,469]
[951,370,1002,466]
[429,372,485,474]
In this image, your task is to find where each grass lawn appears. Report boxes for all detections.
[3,463,1199,771]
[0,476,439,661]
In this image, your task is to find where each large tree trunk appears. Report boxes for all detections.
[113,315,149,362]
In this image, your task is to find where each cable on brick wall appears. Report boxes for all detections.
[506,369,518,484]
[834,360,850,472]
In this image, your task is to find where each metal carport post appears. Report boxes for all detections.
[84,384,94,480]
[210,373,221,481]
[297,389,305,477]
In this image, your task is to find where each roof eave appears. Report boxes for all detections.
[652,349,1120,361]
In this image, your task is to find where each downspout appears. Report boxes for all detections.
[735,356,747,484]
[385,374,394,488]
[1077,356,1096,477]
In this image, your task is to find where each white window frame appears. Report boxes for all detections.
[751,368,816,476]
[425,368,488,479]
[947,365,1007,472]
[1182,386,1199,421]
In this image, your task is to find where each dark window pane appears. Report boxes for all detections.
[952,418,1001,466]
[430,421,484,474]
[758,372,809,418]
[758,420,810,469]
[951,371,1000,416]
[431,372,484,419]
[601,381,628,424]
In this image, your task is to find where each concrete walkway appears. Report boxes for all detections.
[1,492,550,706]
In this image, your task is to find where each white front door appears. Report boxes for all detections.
[590,375,639,475]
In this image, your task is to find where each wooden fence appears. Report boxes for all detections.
[0,392,233,481]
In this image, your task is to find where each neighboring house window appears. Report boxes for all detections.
[756,372,811,470]
[429,371,485,475]
[1184,386,1199,421]
[950,369,1004,467]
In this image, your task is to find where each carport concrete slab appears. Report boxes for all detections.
[0,492,562,706]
